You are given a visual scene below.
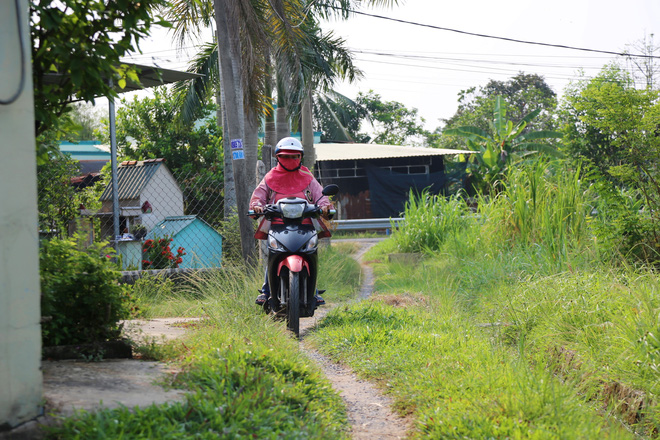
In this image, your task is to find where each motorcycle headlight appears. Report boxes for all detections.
[304,234,318,251]
[280,202,305,219]
[268,235,282,250]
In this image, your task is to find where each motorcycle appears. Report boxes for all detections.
[248,184,338,337]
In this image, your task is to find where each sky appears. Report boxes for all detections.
[122,0,660,131]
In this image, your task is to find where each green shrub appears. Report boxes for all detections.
[40,237,132,346]
[393,190,472,254]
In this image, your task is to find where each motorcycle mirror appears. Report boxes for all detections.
[322,184,339,197]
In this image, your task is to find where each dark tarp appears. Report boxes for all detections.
[366,163,466,218]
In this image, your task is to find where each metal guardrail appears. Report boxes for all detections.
[332,217,404,231]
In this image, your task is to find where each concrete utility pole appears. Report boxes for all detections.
[0,0,43,429]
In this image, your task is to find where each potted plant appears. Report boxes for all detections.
[130,224,147,240]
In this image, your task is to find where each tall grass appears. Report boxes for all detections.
[479,160,592,265]
[393,160,594,271]
[393,191,475,254]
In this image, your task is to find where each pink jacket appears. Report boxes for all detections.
[250,177,332,210]
[249,177,334,240]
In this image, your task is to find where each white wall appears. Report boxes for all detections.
[0,0,42,428]
[141,166,184,230]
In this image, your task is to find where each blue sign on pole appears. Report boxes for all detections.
[231,139,243,149]
[232,150,245,160]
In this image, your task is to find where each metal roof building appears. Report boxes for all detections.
[315,143,471,161]
[100,159,165,202]
[313,143,471,219]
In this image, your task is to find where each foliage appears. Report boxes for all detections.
[392,161,592,266]
[312,280,633,438]
[37,153,102,238]
[588,168,660,265]
[48,342,349,439]
[560,64,660,264]
[314,90,371,143]
[109,87,226,226]
[110,87,223,176]
[478,160,591,259]
[393,190,473,254]
[218,214,248,266]
[312,188,660,436]
[30,0,170,141]
[355,90,430,145]
[40,236,132,346]
[435,73,559,149]
[560,64,658,178]
[444,95,563,194]
[142,237,186,270]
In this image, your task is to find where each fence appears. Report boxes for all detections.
[37,157,227,271]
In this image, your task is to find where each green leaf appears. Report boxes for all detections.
[517,130,563,141]
[493,95,506,136]
[482,144,498,168]
[444,126,491,142]
[118,78,127,89]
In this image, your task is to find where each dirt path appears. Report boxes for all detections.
[298,238,411,440]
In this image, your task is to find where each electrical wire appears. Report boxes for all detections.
[341,7,660,59]
[0,0,26,106]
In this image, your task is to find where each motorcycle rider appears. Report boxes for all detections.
[249,137,334,306]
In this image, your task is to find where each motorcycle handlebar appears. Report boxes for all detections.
[247,205,336,220]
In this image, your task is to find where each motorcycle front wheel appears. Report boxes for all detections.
[287,272,300,337]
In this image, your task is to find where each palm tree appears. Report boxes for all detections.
[167,0,399,262]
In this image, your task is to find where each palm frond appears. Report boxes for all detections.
[173,41,219,124]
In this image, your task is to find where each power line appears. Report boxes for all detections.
[343,8,660,59]
[355,49,607,70]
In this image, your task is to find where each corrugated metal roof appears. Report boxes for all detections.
[314,143,473,161]
[59,142,111,161]
[100,159,165,201]
[146,215,197,238]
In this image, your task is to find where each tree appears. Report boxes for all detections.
[67,102,105,141]
[30,0,170,140]
[111,88,222,175]
[109,88,225,227]
[559,64,660,262]
[314,90,370,143]
[37,154,102,238]
[169,0,397,263]
[355,91,430,145]
[559,64,657,179]
[444,95,562,194]
[435,73,558,149]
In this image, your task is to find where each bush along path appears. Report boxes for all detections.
[299,238,410,440]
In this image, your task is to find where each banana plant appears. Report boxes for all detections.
[444,95,563,194]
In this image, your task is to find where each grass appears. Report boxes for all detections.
[306,162,660,438]
[46,245,361,439]
[310,243,639,438]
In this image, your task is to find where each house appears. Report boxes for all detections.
[98,159,184,238]
[145,216,223,269]
[59,141,111,189]
[314,143,472,219]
